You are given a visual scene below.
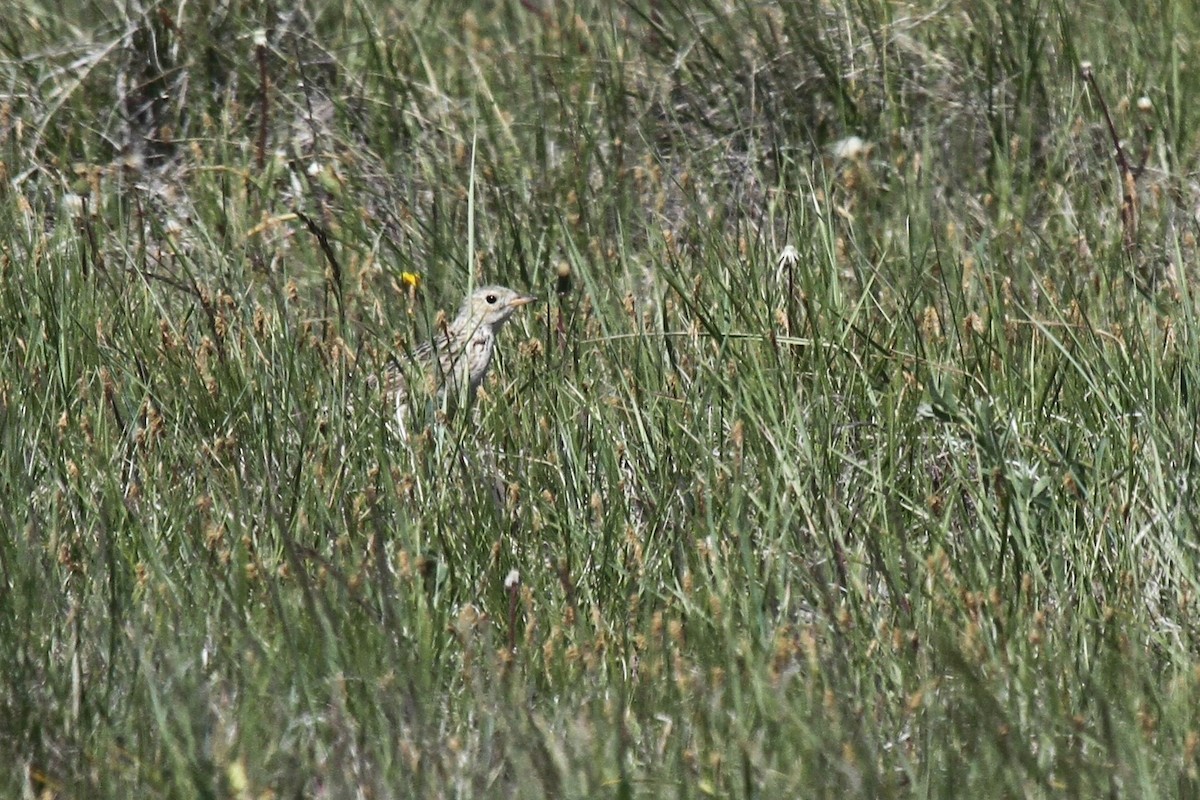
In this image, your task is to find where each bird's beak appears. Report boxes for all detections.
[512,294,538,307]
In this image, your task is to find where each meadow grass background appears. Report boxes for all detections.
[3,0,1200,796]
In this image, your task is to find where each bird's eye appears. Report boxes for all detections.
[486,294,498,304]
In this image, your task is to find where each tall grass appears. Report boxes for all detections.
[3,0,1200,796]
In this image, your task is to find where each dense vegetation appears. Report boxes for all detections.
[3,0,1200,796]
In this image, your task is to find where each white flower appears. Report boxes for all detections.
[777,245,799,270]
[832,136,867,161]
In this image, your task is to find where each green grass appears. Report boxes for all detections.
[3,0,1200,796]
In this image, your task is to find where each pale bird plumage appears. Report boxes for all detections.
[385,285,536,435]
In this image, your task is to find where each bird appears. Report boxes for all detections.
[383,285,537,435]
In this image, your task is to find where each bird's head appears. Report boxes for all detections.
[455,285,538,332]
